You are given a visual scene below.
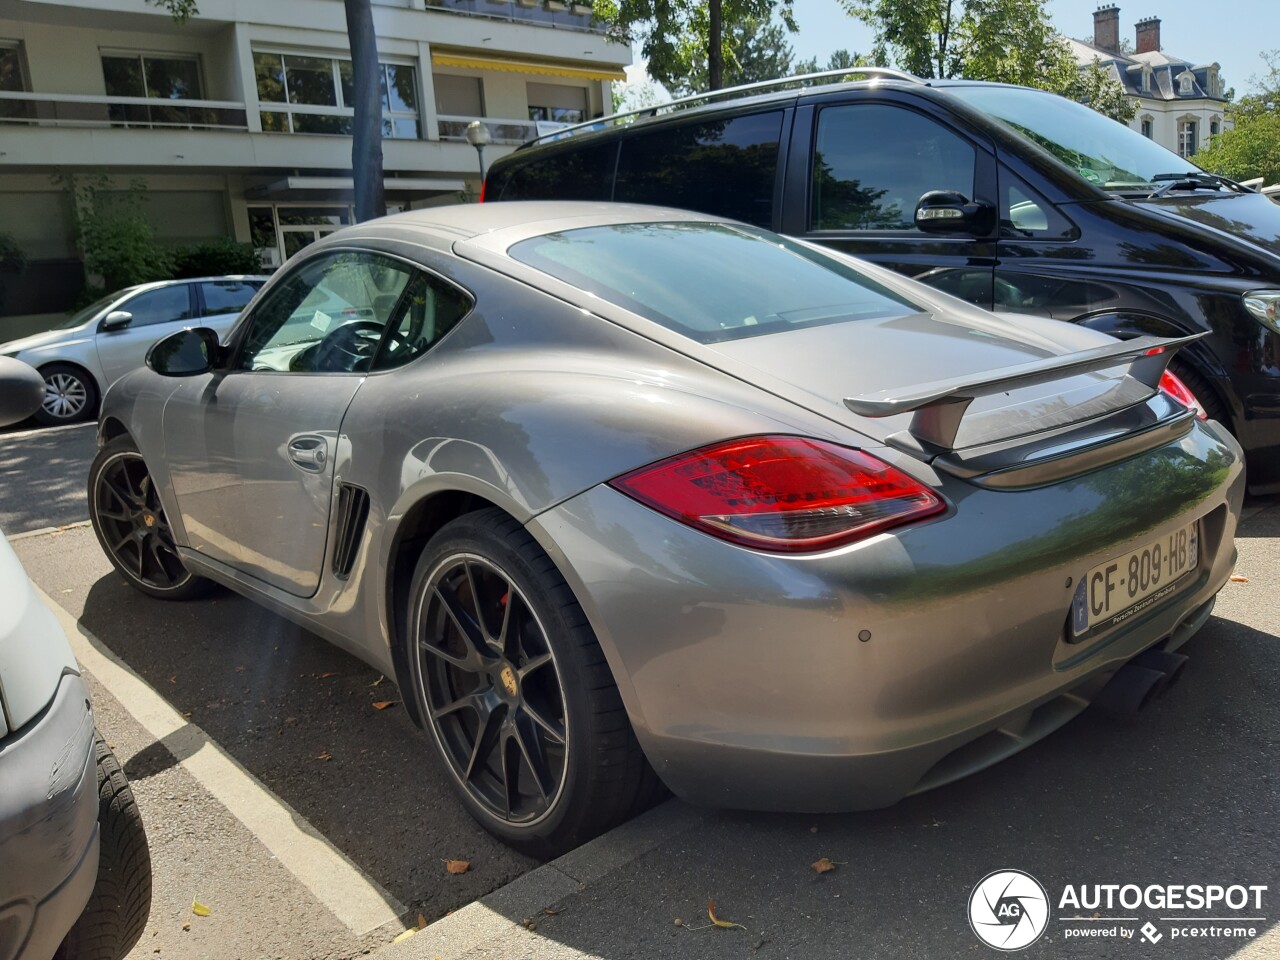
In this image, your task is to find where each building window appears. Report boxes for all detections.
[254,51,420,138]
[1140,117,1153,139]
[1,41,25,92]
[435,74,484,117]
[526,81,587,124]
[1210,118,1220,137]
[101,52,203,125]
[1178,72,1194,95]
[1178,119,1198,158]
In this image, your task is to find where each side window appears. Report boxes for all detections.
[614,111,783,228]
[119,285,194,327]
[811,104,976,231]
[999,174,1077,240]
[372,273,472,371]
[199,280,261,316]
[236,251,412,373]
[496,141,617,202]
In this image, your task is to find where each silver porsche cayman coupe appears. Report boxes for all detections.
[89,202,1244,856]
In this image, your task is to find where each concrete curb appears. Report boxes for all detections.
[7,519,92,541]
[379,800,708,959]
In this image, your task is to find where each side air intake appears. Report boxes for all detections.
[332,483,370,580]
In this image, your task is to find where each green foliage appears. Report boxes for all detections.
[794,49,868,75]
[146,0,198,23]
[1057,59,1138,124]
[57,174,173,296]
[0,233,23,272]
[171,237,263,278]
[613,78,667,113]
[1197,52,1280,186]
[595,0,796,92]
[668,16,796,96]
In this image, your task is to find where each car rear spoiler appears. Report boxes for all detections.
[843,333,1208,453]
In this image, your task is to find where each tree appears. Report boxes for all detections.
[1196,50,1280,185]
[148,0,386,221]
[794,49,868,75]
[669,16,797,95]
[845,0,1134,122]
[596,0,796,92]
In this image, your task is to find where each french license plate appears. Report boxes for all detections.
[1070,522,1198,636]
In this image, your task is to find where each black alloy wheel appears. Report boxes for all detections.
[407,509,665,857]
[88,436,212,601]
[417,553,569,825]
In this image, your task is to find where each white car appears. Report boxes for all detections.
[1,276,266,426]
[0,357,151,960]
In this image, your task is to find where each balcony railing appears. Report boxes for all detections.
[438,114,538,145]
[0,91,248,130]
[430,0,605,32]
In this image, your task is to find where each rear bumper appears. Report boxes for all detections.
[529,419,1245,812]
[0,674,99,960]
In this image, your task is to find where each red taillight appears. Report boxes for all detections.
[609,436,946,553]
[1159,370,1207,420]
[478,178,487,203]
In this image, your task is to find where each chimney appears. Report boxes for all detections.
[1135,16,1161,53]
[1093,5,1121,53]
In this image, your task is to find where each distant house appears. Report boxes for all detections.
[1068,5,1230,159]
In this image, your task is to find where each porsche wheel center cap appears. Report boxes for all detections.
[498,663,519,698]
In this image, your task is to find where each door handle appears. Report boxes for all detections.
[287,436,328,472]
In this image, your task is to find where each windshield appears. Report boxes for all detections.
[54,289,136,330]
[508,222,920,343]
[946,85,1204,192]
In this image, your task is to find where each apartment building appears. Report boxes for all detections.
[1069,6,1230,159]
[0,0,628,316]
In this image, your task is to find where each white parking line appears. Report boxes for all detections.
[34,583,409,937]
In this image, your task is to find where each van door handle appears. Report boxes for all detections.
[287,436,328,472]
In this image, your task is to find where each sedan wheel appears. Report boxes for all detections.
[407,509,665,857]
[88,436,212,600]
[35,364,98,426]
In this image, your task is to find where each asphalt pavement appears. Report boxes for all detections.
[4,422,1278,960]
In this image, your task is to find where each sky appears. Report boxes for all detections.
[784,0,1275,94]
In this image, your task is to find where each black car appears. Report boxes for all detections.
[483,69,1280,493]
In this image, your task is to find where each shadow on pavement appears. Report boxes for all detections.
[76,570,538,923]
[0,423,97,534]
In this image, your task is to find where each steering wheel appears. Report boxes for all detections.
[311,320,385,372]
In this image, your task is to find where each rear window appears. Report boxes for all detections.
[613,111,784,228]
[494,140,617,202]
[508,222,919,344]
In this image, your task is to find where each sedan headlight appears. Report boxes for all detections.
[1243,290,1280,334]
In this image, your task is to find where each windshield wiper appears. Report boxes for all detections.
[1147,171,1247,197]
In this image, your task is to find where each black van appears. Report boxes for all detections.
[483,70,1280,492]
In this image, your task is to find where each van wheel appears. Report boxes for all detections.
[35,363,98,426]
[1169,360,1229,428]
[406,508,665,858]
[56,734,152,960]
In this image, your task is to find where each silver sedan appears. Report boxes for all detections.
[88,203,1243,856]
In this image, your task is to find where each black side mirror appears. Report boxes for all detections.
[147,327,221,377]
[0,357,46,427]
[914,191,996,236]
[100,310,133,331]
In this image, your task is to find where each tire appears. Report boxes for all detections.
[56,734,152,960]
[406,508,665,858]
[34,363,99,426]
[88,435,214,600]
[1169,359,1230,428]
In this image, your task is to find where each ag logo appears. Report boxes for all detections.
[968,870,1049,951]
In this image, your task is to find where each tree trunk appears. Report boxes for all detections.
[708,0,723,91]
[344,0,385,222]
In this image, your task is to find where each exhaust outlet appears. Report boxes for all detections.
[1093,664,1169,717]
[1134,649,1189,692]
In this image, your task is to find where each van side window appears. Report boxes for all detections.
[811,104,975,232]
[999,172,1077,240]
[495,140,618,202]
[613,111,784,228]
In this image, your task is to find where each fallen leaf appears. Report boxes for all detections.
[235,665,246,673]
[708,900,747,931]
[417,913,427,930]
[392,928,417,944]
[168,676,177,685]
[445,859,470,874]
[543,907,561,916]
[809,826,818,834]
[315,751,331,762]
[1231,574,1249,583]
[181,923,190,932]
[370,675,385,687]
[318,671,339,679]
[674,918,684,927]
[372,700,397,711]
[191,900,211,917]
[811,857,837,874]
[521,917,537,931]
